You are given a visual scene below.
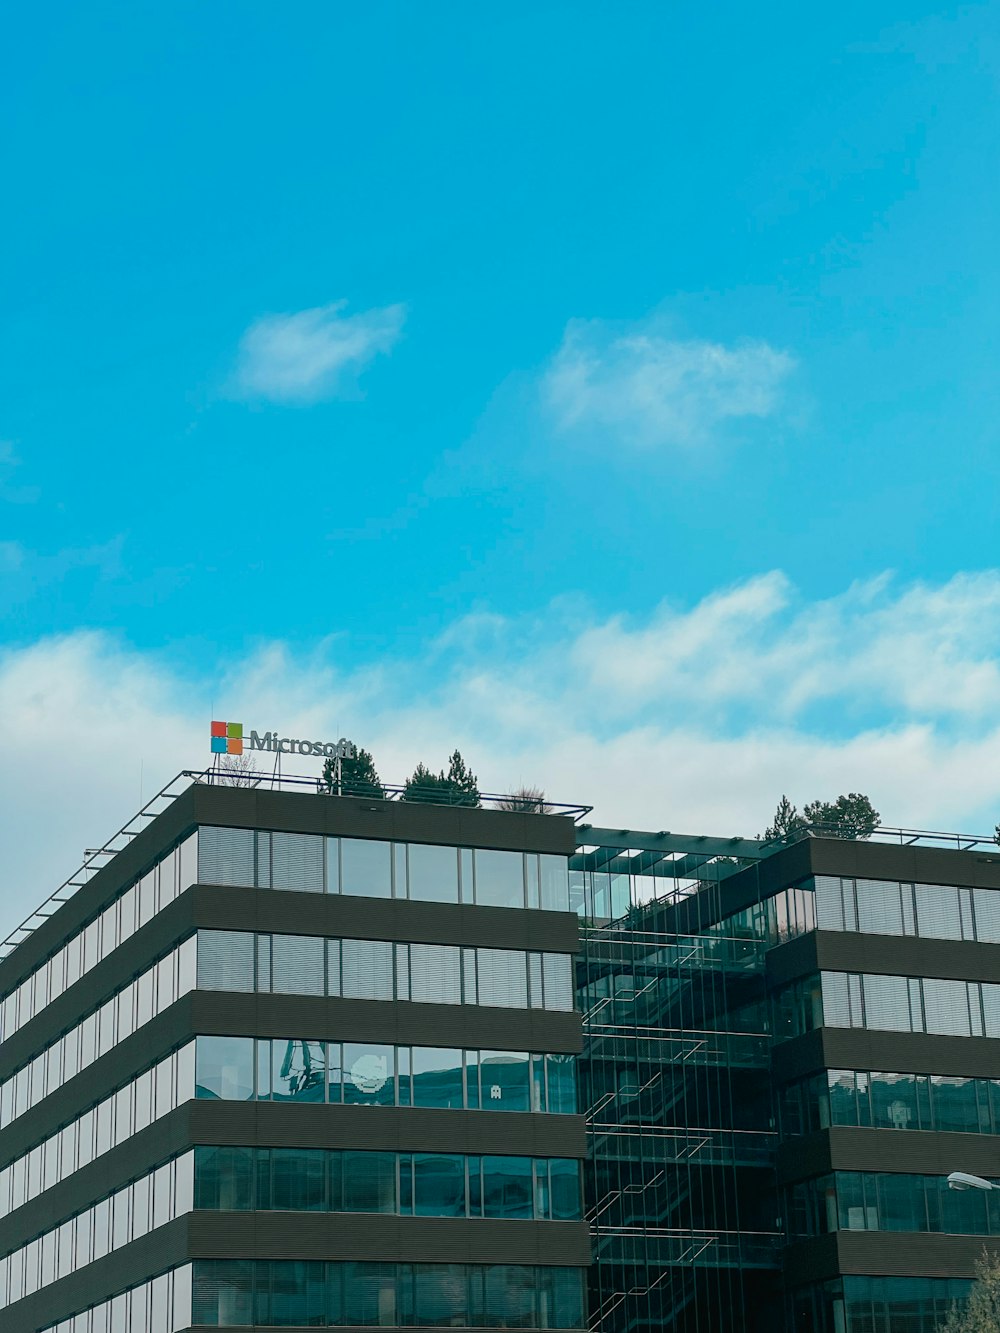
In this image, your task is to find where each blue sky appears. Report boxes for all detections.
[2,2,1000,914]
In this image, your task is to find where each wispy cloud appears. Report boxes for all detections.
[542,317,796,450]
[3,570,1000,937]
[231,300,406,405]
[0,442,40,504]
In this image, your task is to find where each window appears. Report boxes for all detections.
[341,1044,395,1106]
[271,934,325,996]
[539,856,570,912]
[474,851,525,909]
[408,944,462,1005]
[407,844,460,904]
[195,1036,253,1101]
[406,1048,465,1109]
[474,1052,531,1112]
[477,949,528,1008]
[198,826,254,887]
[342,938,394,1001]
[341,838,393,898]
[197,930,255,992]
[269,832,325,893]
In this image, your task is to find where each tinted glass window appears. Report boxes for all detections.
[341,839,392,898]
[407,844,460,904]
[341,1044,395,1106]
[474,851,524,909]
[195,1037,253,1101]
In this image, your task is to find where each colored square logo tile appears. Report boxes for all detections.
[211,736,227,753]
[227,723,243,740]
[210,720,227,738]
[227,737,244,755]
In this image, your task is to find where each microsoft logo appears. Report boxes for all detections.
[210,721,244,755]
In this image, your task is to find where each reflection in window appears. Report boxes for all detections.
[474,850,525,910]
[407,843,460,904]
[341,839,393,898]
[341,1043,395,1105]
[195,1036,254,1102]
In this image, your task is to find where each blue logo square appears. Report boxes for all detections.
[211,736,227,753]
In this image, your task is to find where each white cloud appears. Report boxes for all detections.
[3,570,1000,943]
[231,300,406,405]
[542,317,796,449]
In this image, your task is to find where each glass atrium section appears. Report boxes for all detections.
[193,1146,581,1221]
[196,928,575,1011]
[0,831,197,1044]
[190,1260,586,1329]
[198,825,570,910]
[195,1037,576,1113]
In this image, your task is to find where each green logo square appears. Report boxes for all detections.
[227,722,243,739]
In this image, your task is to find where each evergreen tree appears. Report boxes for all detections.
[322,747,385,799]
[940,1247,1000,1331]
[762,795,806,842]
[803,792,880,840]
[402,751,480,806]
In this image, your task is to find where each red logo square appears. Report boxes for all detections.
[211,720,227,737]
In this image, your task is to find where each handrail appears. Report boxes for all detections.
[0,767,591,967]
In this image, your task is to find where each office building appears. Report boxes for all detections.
[0,778,589,1330]
[1,769,999,1331]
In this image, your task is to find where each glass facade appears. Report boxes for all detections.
[42,1265,193,1333]
[0,935,196,1129]
[0,1042,194,1220]
[0,1153,193,1311]
[0,832,197,1044]
[788,1276,971,1333]
[197,928,575,1011]
[781,1067,1000,1137]
[195,1036,577,1113]
[814,874,1000,943]
[788,1170,1000,1237]
[199,825,571,912]
[773,970,1000,1040]
[194,1146,581,1220]
[191,1259,586,1328]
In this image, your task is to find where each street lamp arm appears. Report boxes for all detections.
[948,1171,999,1192]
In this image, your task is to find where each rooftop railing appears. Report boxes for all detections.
[0,768,590,966]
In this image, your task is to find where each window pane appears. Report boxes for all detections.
[855,880,903,936]
[195,1037,254,1101]
[270,832,325,894]
[192,1259,254,1325]
[342,1044,395,1106]
[475,851,525,909]
[542,954,574,1012]
[974,890,1000,944]
[195,1146,255,1210]
[482,1157,533,1220]
[340,1152,397,1214]
[478,1053,530,1112]
[341,839,392,898]
[545,1056,577,1115]
[914,884,963,940]
[410,1048,465,1109]
[870,1073,917,1131]
[270,1040,327,1102]
[197,930,255,992]
[407,844,460,904]
[923,978,971,1036]
[342,1262,397,1326]
[342,939,394,1000]
[861,974,911,1032]
[539,856,569,912]
[270,1148,327,1211]
[198,827,255,887]
[272,935,325,996]
[549,1160,581,1221]
[409,945,462,1005]
[413,1153,466,1217]
[476,949,528,1009]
